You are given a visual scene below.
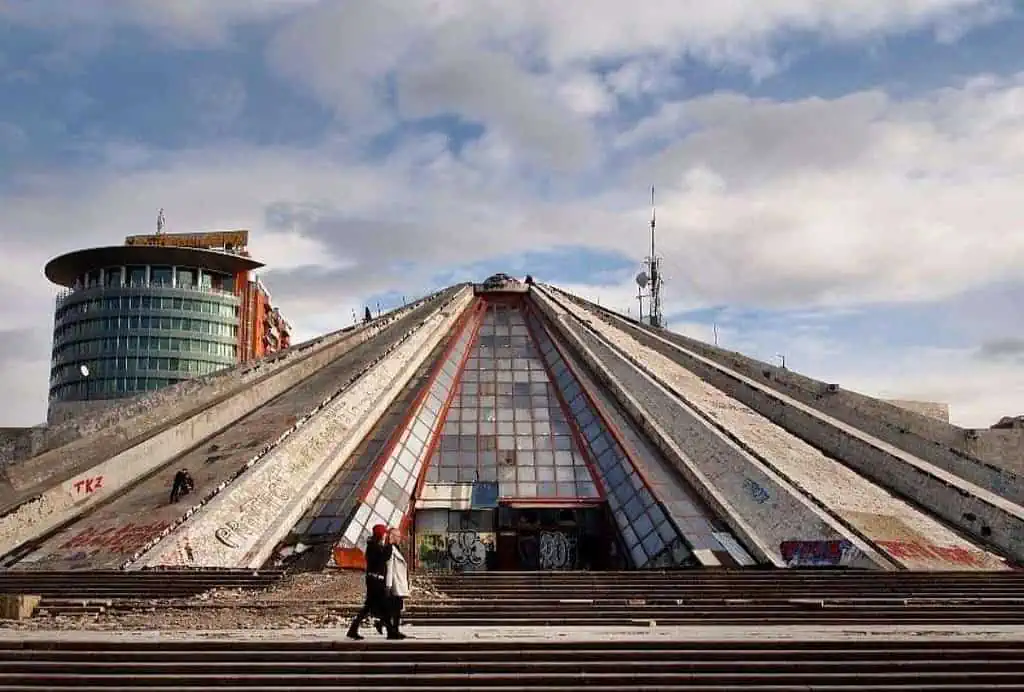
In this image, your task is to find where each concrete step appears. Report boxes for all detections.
[0,569,284,601]
[0,640,1022,689]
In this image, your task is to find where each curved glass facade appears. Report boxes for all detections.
[48,263,241,404]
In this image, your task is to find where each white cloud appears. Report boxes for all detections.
[1,0,1022,428]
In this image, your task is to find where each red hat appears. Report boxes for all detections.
[371,524,388,541]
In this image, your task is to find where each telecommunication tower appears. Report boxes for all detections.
[635,186,664,328]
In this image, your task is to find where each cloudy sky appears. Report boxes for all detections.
[1,0,1023,428]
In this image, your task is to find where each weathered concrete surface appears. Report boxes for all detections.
[4,292,458,571]
[554,291,1010,572]
[0,594,39,620]
[531,288,889,570]
[5,624,1024,642]
[0,295,448,564]
[133,287,474,569]
[0,294,448,493]
[552,323,755,567]
[0,428,45,468]
[885,400,951,423]
[579,296,1024,485]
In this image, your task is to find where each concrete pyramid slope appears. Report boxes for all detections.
[0,279,1019,573]
[285,294,754,571]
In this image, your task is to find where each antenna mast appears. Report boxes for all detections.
[646,186,664,328]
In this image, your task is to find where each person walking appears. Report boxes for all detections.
[383,526,410,640]
[346,524,392,640]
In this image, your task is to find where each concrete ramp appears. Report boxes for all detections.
[129,287,474,569]
[545,286,1014,571]
[0,290,459,570]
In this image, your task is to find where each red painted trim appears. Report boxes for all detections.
[501,499,603,509]
[523,297,667,498]
[356,297,481,508]
[404,300,486,555]
[521,301,609,503]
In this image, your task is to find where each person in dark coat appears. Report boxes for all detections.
[169,469,194,504]
[347,524,395,640]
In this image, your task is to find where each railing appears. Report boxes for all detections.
[55,283,239,308]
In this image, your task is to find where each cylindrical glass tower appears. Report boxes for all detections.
[44,245,264,421]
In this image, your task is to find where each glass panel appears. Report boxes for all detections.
[127,266,147,286]
[150,266,173,286]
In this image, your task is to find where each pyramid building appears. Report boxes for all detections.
[1,278,1021,573]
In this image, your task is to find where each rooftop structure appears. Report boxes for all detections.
[42,230,291,424]
[0,279,1021,577]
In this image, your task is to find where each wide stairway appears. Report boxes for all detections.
[1,639,1023,690]
[0,569,284,616]
[410,569,1024,626]
[3,569,1024,689]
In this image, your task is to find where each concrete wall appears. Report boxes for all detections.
[0,292,450,506]
[561,291,1024,491]
[0,293,451,561]
[531,288,890,570]
[132,287,474,570]
[0,429,44,467]
[560,292,1024,566]
[886,400,950,423]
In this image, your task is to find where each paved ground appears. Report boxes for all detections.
[4,624,1024,643]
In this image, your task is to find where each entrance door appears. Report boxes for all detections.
[496,506,608,570]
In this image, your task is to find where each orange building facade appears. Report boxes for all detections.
[237,276,292,363]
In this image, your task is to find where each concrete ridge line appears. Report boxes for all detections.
[129,287,473,569]
[0,292,449,565]
[587,296,1024,519]
[242,289,476,569]
[120,290,462,570]
[554,286,1024,564]
[545,288,911,568]
[0,292,443,516]
[534,285,894,570]
[564,289,1021,497]
[529,287,779,566]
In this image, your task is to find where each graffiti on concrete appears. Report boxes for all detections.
[448,531,493,570]
[58,520,172,556]
[72,475,104,495]
[780,539,859,567]
[212,478,296,553]
[743,478,770,504]
[539,531,577,570]
[215,521,243,549]
[878,540,995,569]
[417,534,447,570]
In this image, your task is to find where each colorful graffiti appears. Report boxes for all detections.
[878,540,996,569]
[417,534,448,570]
[58,520,172,555]
[780,539,859,567]
[72,475,104,495]
[417,532,496,571]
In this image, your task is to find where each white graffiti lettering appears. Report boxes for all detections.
[539,531,576,570]
[448,531,487,568]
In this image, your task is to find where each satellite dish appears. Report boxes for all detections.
[79,365,90,377]
[635,272,649,288]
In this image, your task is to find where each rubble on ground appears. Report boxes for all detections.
[0,571,451,631]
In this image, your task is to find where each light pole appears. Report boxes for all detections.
[776,354,786,369]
